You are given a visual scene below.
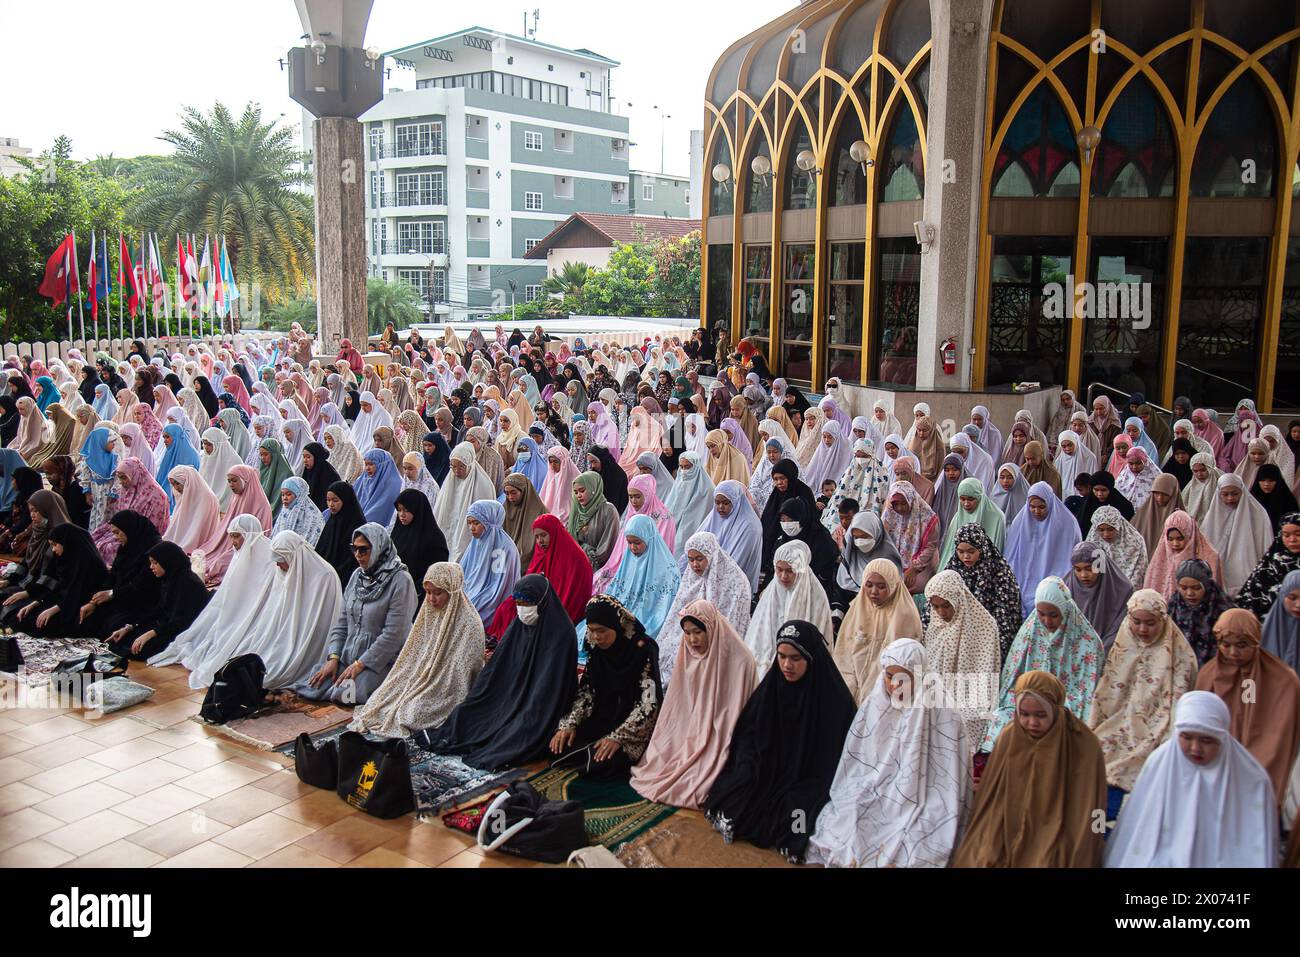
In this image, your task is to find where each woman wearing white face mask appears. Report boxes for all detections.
[838,511,904,605]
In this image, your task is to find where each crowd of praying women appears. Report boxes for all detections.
[2,328,1299,867]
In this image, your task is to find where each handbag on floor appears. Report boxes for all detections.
[0,634,22,672]
[475,781,588,864]
[335,731,415,819]
[50,651,128,702]
[294,732,339,790]
[198,654,266,725]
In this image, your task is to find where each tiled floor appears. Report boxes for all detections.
[0,663,542,868]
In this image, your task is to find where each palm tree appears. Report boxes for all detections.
[129,102,314,304]
[366,277,423,334]
[541,260,592,298]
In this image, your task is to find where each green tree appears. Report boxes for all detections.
[366,277,422,333]
[260,295,317,332]
[541,260,591,298]
[128,102,314,305]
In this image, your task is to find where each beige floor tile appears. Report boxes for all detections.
[440,847,532,868]
[272,788,358,828]
[33,780,134,823]
[153,841,252,868]
[5,714,92,746]
[4,706,72,726]
[212,813,316,860]
[85,736,174,772]
[15,734,104,770]
[293,814,395,864]
[0,780,52,815]
[344,846,428,867]
[113,783,208,826]
[0,716,22,734]
[197,785,289,828]
[246,844,341,868]
[143,728,207,750]
[226,750,294,773]
[0,838,76,867]
[124,810,230,857]
[75,716,158,747]
[23,759,111,796]
[0,805,64,851]
[65,838,164,868]
[173,760,268,799]
[164,739,236,772]
[252,769,319,801]
[0,734,33,758]
[127,697,202,728]
[0,754,41,787]
[42,809,143,857]
[97,758,191,797]
[382,826,477,867]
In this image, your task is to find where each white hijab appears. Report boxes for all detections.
[742,539,831,679]
[198,427,244,510]
[950,432,995,493]
[434,443,497,561]
[656,531,754,688]
[1104,691,1277,868]
[1054,430,1099,495]
[350,389,393,453]
[1200,473,1273,596]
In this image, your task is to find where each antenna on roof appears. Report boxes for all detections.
[530,8,540,39]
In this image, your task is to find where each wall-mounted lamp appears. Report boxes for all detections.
[795,149,820,175]
[1077,125,1102,164]
[751,154,771,188]
[712,163,733,193]
[310,39,327,66]
[913,220,936,252]
[363,46,382,71]
[848,140,873,176]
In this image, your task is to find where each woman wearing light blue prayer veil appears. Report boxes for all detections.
[461,499,520,626]
[635,451,675,502]
[1003,480,1083,617]
[602,513,681,641]
[690,478,763,593]
[77,427,119,531]
[354,448,403,525]
[272,476,326,546]
[663,450,715,559]
[91,383,119,421]
[1124,416,1159,461]
[0,448,26,512]
[505,434,548,494]
[155,423,201,511]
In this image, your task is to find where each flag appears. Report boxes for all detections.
[119,233,140,317]
[212,235,224,319]
[38,234,78,306]
[87,229,99,321]
[94,233,111,320]
[220,237,239,311]
[198,234,213,317]
[148,233,167,312]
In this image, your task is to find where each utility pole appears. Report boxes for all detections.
[508,279,517,322]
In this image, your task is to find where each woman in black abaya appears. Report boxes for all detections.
[315,481,367,583]
[585,444,629,514]
[105,541,212,660]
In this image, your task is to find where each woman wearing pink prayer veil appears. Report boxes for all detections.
[91,457,170,564]
[132,401,163,449]
[541,446,579,522]
[118,422,157,476]
[618,405,667,477]
[152,385,180,423]
[309,387,330,434]
[587,401,622,458]
[194,463,275,586]
[1107,434,1133,478]
[113,394,138,427]
[161,464,224,554]
[592,473,679,593]
[1191,408,1224,460]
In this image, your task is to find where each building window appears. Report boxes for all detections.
[396,221,444,255]
[828,242,864,384]
[709,138,734,217]
[396,268,430,304]
[783,127,816,211]
[416,71,568,106]
[1190,76,1277,198]
[1084,237,1167,400]
[524,191,544,211]
[554,129,573,152]
[830,115,867,207]
[394,121,444,158]
[393,171,445,206]
[469,266,490,291]
[525,238,541,253]
[873,237,921,387]
[985,236,1073,388]
[525,284,542,302]
[524,130,544,152]
[708,244,733,340]
[782,244,815,381]
[642,184,654,201]
[368,127,384,161]
[742,245,771,342]
[992,86,1080,198]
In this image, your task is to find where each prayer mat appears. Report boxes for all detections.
[525,765,676,851]
[408,742,527,819]
[4,636,110,683]
[614,808,795,869]
[194,701,353,750]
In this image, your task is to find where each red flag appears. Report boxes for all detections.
[38,234,78,306]
[119,233,140,317]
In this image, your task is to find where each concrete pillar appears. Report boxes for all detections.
[312,116,369,351]
[914,0,995,390]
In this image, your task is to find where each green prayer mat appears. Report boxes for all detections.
[526,765,676,850]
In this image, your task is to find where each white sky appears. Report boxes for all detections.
[0,0,790,177]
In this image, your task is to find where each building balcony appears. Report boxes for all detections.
[379,240,446,256]
[466,137,489,160]
[466,187,490,209]
[465,239,490,259]
[378,190,448,210]
[369,139,446,161]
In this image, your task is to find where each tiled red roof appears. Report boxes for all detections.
[523,213,700,258]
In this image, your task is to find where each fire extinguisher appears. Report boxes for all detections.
[940,337,957,375]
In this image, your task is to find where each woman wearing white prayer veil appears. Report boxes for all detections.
[664,450,716,559]
[683,407,708,457]
[349,390,393,453]
[656,531,753,687]
[435,443,497,561]
[149,514,277,686]
[1104,691,1277,868]
[969,404,1003,460]
[743,539,832,680]
[323,424,364,483]
[902,401,930,447]
[217,530,344,689]
[1201,473,1273,597]
[871,399,902,443]
[280,418,310,472]
[950,431,995,492]
[806,638,973,869]
[250,391,282,426]
[197,427,244,510]
[166,406,202,452]
[1054,430,1098,495]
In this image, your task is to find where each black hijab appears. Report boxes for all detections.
[576,596,661,747]
[702,619,856,861]
[342,388,361,422]
[315,480,367,583]
[192,376,220,420]
[783,384,811,418]
[422,431,451,484]
[164,373,184,397]
[761,459,818,569]
[1077,469,1134,534]
[10,467,44,531]
[78,367,99,405]
[586,445,628,513]
[300,442,342,510]
[1163,437,1196,489]
[418,574,578,770]
[105,510,164,606]
[771,498,839,596]
[1287,420,1300,463]
[0,395,19,446]
[390,487,449,593]
[232,362,256,395]
[1250,463,1300,532]
[47,523,109,615]
[139,541,212,646]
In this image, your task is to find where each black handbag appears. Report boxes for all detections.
[50,651,128,701]
[198,654,266,725]
[475,781,588,864]
[335,731,415,819]
[293,732,339,790]
[0,634,23,672]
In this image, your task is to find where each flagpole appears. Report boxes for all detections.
[97,232,104,345]
[71,230,85,346]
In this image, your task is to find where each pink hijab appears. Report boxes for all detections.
[132,402,163,448]
[1191,408,1225,459]
[13,397,45,459]
[152,385,180,422]
[540,446,579,522]
[618,406,667,476]
[1143,509,1223,598]
[222,374,254,416]
[161,464,223,553]
[593,473,678,592]
[195,463,274,585]
[91,457,170,564]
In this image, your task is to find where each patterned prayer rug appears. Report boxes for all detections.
[194,702,353,750]
[524,765,676,851]
[4,636,110,684]
[614,808,795,869]
[407,741,526,818]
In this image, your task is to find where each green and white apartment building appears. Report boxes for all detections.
[360,26,631,320]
